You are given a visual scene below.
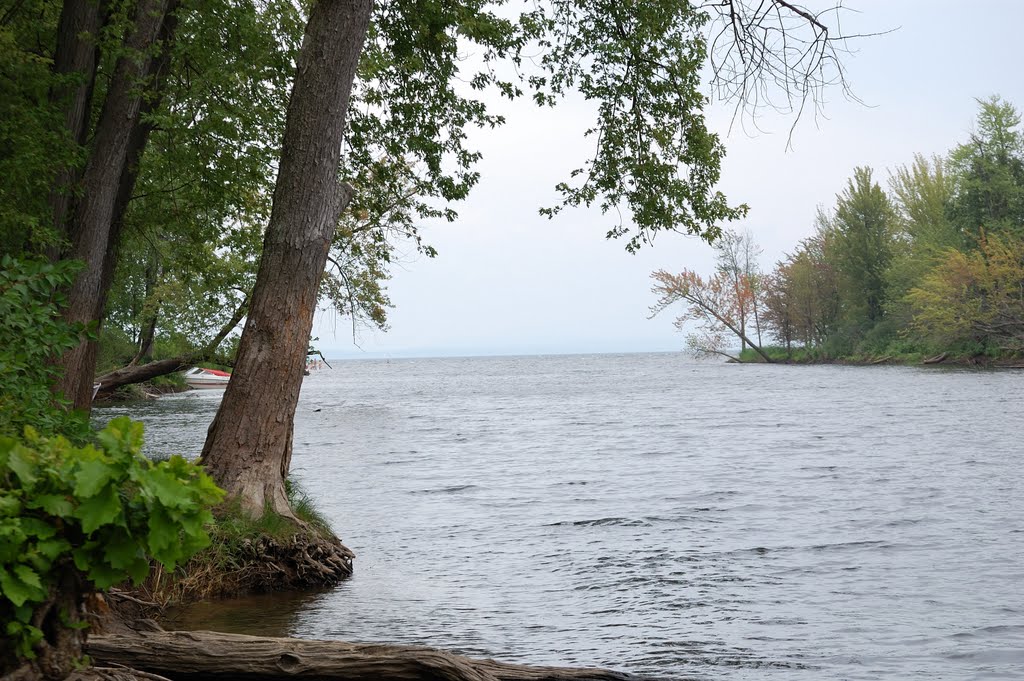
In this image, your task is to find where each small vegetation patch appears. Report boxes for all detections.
[141,481,352,607]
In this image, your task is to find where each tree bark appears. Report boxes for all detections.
[85,631,639,681]
[56,0,178,411]
[199,0,371,518]
[47,0,104,256]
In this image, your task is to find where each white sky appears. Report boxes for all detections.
[315,1,1024,358]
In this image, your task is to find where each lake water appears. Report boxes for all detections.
[97,353,1024,680]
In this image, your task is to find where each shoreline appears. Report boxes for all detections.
[734,348,1024,368]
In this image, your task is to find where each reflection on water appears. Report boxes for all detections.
[100,354,1024,680]
[162,589,334,637]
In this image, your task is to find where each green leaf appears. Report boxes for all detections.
[146,506,177,553]
[74,459,113,498]
[74,485,122,534]
[143,466,191,508]
[0,566,42,607]
[72,543,97,572]
[6,447,37,486]
[18,517,56,540]
[86,561,126,590]
[0,493,22,516]
[125,556,150,584]
[35,537,71,561]
[27,493,73,517]
[103,530,142,569]
[12,563,42,591]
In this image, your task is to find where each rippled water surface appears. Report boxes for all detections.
[98,353,1024,680]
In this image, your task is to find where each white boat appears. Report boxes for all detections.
[182,367,231,389]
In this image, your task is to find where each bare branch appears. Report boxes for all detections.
[704,0,895,145]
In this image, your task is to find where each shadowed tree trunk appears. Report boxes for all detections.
[46,0,104,258]
[55,0,178,411]
[199,0,372,518]
[130,247,162,366]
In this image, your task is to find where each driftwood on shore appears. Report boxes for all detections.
[922,352,948,364]
[86,630,643,681]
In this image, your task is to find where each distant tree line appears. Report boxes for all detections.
[653,96,1024,361]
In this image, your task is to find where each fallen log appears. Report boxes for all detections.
[922,352,948,364]
[86,630,642,681]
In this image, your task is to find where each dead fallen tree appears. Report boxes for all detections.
[86,630,642,681]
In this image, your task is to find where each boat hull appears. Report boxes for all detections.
[184,379,229,389]
[182,368,231,389]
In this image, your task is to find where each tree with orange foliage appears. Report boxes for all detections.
[650,266,773,362]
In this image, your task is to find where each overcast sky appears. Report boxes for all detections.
[314,1,1024,359]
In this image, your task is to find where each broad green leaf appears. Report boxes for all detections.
[34,537,71,561]
[72,543,99,572]
[74,459,113,498]
[103,530,142,569]
[0,494,21,516]
[125,556,150,584]
[6,447,36,486]
[27,493,73,517]
[12,563,42,591]
[86,561,126,590]
[146,506,177,553]
[143,467,190,508]
[0,566,42,607]
[18,517,56,540]
[74,486,123,534]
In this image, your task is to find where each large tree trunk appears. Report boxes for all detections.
[46,0,104,257]
[199,0,371,518]
[56,0,177,411]
[85,631,638,681]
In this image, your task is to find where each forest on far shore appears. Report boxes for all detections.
[652,96,1024,364]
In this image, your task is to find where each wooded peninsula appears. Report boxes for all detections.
[651,97,1024,367]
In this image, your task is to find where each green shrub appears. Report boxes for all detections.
[0,256,89,441]
[0,417,223,665]
[95,326,137,375]
[856,319,900,355]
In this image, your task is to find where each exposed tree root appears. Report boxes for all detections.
[144,530,354,606]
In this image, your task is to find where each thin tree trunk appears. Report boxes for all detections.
[694,297,773,363]
[130,248,162,366]
[752,290,763,347]
[56,0,177,411]
[199,0,372,518]
[132,312,158,366]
